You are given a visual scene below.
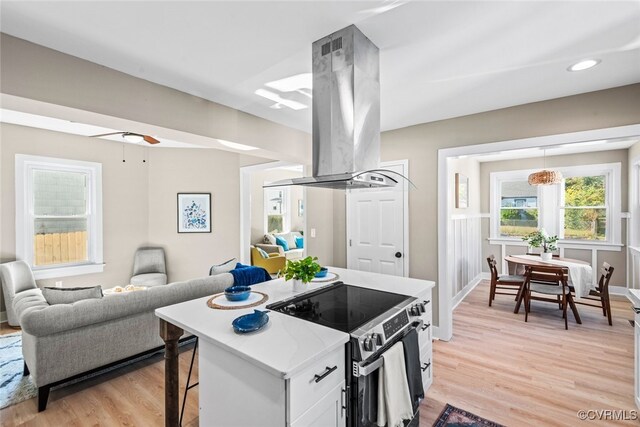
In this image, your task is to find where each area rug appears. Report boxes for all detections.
[433,404,504,427]
[0,332,196,410]
[0,332,37,409]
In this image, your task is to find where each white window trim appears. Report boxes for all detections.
[15,154,104,279]
[490,169,540,241]
[490,162,622,246]
[630,155,640,249]
[263,186,290,234]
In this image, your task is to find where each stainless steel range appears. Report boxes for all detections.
[267,281,431,426]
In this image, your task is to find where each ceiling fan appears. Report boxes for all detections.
[91,131,160,144]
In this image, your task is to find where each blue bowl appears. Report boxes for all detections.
[232,310,269,333]
[224,286,251,301]
[315,267,328,278]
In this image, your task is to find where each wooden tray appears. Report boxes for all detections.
[207,291,269,310]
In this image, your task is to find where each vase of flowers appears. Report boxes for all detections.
[279,256,321,291]
[523,229,558,261]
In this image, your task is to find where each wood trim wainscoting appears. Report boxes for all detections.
[2,282,637,426]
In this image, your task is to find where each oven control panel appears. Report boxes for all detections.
[383,309,409,340]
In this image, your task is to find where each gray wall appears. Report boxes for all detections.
[479,149,629,281]
[333,84,640,326]
[0,123,252,316]
[0,33,311,162]
[1,124,147,314]
[0,32,310,321]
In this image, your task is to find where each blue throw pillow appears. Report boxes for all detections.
[275,236,289,251]
[256,247,270,259]
[295,236,304,249]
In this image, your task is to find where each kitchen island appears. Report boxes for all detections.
[155,267,435,426]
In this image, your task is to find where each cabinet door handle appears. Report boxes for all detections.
[314,365,338,383]
[421,323,431,331]
[421,362,431,372]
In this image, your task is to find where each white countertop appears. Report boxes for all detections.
[628,289,640,308]
[155,267,435,379]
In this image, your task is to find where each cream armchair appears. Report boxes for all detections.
[0,260,38,327]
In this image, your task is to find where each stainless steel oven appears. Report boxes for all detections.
[348,312,426,426]
[267,282,428,427]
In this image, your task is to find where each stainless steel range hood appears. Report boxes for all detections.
[265,25,400,190]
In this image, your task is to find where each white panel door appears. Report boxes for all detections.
[347,161,407,277]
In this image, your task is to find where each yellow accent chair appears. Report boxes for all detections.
[250,245,286,274]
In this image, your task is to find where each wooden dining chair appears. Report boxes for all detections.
[519,265,582,330]
[487,255,525,307]
[572,262,614,326]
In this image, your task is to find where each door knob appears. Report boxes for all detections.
[395,252,402,258]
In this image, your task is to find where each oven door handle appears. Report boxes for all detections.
[355,357,384,377]
[355,320,423,377]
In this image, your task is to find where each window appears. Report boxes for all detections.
[16,155,103,279]
[264,187,289,234]
[561,175,606,240]
[499,181,538,237]
[490,163,621,245]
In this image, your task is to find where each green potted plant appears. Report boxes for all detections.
[522,228,559,261]
[279,256,321,290]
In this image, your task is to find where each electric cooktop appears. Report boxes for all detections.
[266,282,413,333]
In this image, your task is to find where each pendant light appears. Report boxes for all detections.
[528,149,562,185]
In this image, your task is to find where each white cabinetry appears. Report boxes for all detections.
[416,290,434,391]
[292,381,345,427]
[199,339,345,427]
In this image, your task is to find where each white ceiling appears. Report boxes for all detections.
[1,1,639,134]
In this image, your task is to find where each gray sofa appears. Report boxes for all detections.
[13,273,233,411]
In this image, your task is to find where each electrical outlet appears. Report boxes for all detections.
[55,281,62,288]
[310,228,316,238]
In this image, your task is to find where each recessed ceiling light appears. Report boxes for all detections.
[567,59,600,72]
[218,139,258,151]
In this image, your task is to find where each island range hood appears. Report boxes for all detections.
[265,25,401,190]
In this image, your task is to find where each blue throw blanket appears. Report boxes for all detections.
[230,263,272,287]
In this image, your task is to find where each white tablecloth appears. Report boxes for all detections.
[509,255,594,298]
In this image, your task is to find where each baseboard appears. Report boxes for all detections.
[610,286,632,296]
[452,273,488,311]
[432,326,442,341]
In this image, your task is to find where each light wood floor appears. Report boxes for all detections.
[420,281,637,426]
[1,282,636,426]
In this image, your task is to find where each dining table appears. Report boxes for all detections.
[505,254,594,298]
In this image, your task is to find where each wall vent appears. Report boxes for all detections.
[321,42,331,56]
[332,37,343,51]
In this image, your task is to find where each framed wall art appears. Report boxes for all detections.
[455,173,469,209]
[177,193,211,233]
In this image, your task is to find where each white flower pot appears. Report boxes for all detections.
[292,279,306,291]
[540,252,553,261]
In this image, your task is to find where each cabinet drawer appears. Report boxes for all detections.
[289,346,345,422]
